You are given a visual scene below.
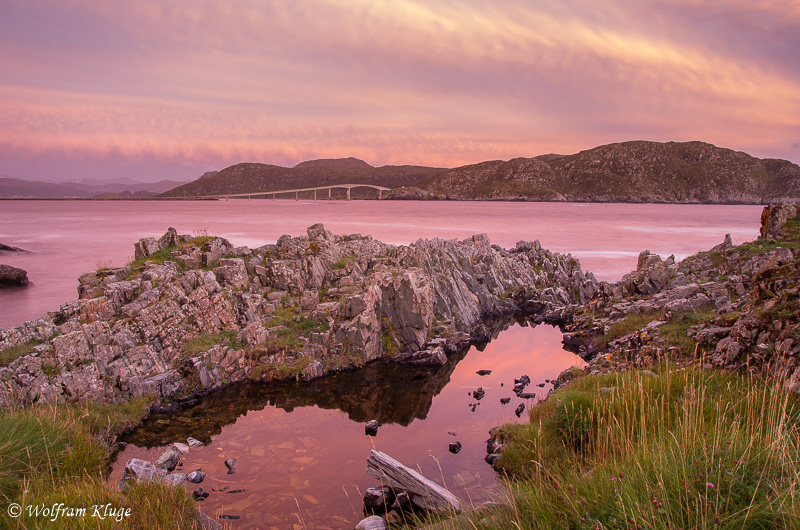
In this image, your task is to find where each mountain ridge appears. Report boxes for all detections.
[161,142,800,203]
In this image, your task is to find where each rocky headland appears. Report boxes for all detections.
[0,224,595,409]
[558,203,800,390]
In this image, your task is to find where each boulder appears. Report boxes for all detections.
[365,420,381,436]
[363,486,395,514]
[187,470,206,483]
[155,445,181,470]
[355,515,387,530]
[0,264,28,287]
[118,458,167,490]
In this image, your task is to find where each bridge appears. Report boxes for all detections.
[209,183,393,200]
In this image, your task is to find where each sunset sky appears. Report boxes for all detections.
[1,0,799,182]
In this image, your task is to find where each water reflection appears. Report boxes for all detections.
[113,321,583,529]
[123,352,467,448]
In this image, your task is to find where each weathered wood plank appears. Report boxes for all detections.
[365,449,461,513]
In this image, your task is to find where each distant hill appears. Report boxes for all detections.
[387,141,800,204]
[0,177,89,198]
[0,176,189,198]
[56,142,796,204]
[161,158,444,198]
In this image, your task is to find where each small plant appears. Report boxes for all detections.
[41,362,61,377]
[95,258,114,270]
[180,331,243,358]
[0,339,43,366]
[331,254,357,270]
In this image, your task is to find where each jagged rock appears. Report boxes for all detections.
[449,441,462,454]
[0,224,597,410]
[187,437,204,448]
[500,397,511,404]
[514,403,525,417]
[473,387,485,400]
[155,445,181,470]
[0,264,28,287]
[476,369,492,375]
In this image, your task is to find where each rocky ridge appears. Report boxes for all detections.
[560,203,800,391]
[387,141,800,204]
[0,224,595,409]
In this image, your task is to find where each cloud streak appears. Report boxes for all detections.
[0,0,798,181]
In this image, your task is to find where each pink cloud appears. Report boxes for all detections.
[0,0,798,181]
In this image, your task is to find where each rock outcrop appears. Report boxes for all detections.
[0,243,26,253]
[565,203,800,394]
[0,264,28,287]
[0,224,594,409]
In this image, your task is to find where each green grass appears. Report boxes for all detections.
[128,235,217,273]
[265,307,328,336]
[593,311,664,350]
[180,330,244,358]
[447,366,800,529]
[331,254,357,270]
[0,340,43,366]
[0,397,200,529]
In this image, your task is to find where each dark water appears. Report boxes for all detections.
[0,200,762,329]
[112,321,582,529]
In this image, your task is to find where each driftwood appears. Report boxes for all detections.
[365,449,461,513]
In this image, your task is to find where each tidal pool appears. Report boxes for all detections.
[112,320,583,528]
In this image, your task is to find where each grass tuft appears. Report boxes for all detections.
[448,366,800,529]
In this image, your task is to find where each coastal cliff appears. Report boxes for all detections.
[0,225,594,409]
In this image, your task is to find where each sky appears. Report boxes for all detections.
[1,0,799,183]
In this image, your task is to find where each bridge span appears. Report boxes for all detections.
[209,183,392,200]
